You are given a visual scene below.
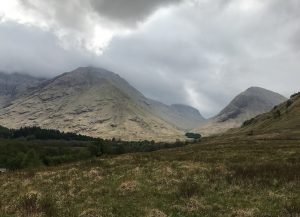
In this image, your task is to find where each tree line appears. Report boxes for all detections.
[0,126,189,170]
[0,126,97,141]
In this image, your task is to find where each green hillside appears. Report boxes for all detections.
[235,92,300,138]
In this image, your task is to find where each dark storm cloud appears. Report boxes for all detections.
[89,0,182,26]
[19,0,182,27]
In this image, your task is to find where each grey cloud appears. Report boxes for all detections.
[1,0,300,118]
[0,22,97,76]
[98,0,300,117]
[19,0,182,28]
[90,0,182,26]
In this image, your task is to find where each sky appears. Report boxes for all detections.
[0,0,299,118]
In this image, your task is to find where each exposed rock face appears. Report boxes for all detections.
[0,67,190,141]
[0,72,44,107]
[196,87,287,136]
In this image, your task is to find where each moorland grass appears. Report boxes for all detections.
[1,136,300,217]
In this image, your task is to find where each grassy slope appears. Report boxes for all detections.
[1,94,300,217]
[232,93,300,138]
[1,136,300,217]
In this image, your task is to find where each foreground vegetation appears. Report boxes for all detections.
[1,135,300,217]
[1,93,300,216]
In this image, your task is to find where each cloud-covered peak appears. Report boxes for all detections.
[0,0,299,117]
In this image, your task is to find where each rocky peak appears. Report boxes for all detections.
[215,87,287,122]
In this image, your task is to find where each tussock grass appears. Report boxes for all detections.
[1,136,300,216]
[177,177,200,198]
[17,192,59,217]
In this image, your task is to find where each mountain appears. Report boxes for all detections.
[233,92,300,138]
[0,67,205,141]
[170,104,205,129]
[215,87,287,122]
[0,72,44,107]
[195,87,287,136]
[147,101,205,130]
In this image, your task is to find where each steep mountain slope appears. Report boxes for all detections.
[147,101,205,130]
[170,104,205,129]
[216,87,287,122]
[0,72,44,107]
[0,67,186,141]
[233,92,300,138]
[196,87,287,136]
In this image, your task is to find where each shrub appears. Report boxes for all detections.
[286,100,293,109]
[284,197,300,217]
[178,177,200,198]
[18,192,59,217]
[290,92,300,98]
[242,118,255,127]
[247,130,254,136]
[19,192,39,215]
[185,133,202,140]
[273,110,281,119]
[39,194,59,217]
[22,149,42,169]
[229,162,300,184]
[7,152,26,170]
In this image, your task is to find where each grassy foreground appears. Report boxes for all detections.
[1,136,300,217]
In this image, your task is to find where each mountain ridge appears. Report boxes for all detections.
[0,67,204,141]
[0,72,45,107]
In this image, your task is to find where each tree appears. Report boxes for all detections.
[185,133,202,140]
[22,149,42,168]
[0,125,11,138]
[7,152,26,170]
[273,109,281,119]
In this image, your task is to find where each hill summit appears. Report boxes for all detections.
[216,87,287,123]
[195,87,287,136]
[0,67,205,141]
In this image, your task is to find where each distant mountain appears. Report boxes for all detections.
[0,67,205,141]
[147,101,205,130]
[196,87,287,136]
[215,87,287,122]
[171,104,205,122]
[0,72,44,107]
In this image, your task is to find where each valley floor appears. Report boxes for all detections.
[1,136,300,217]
